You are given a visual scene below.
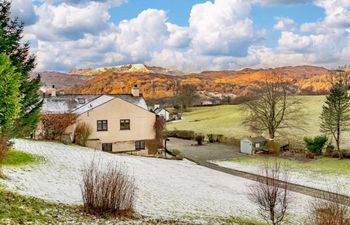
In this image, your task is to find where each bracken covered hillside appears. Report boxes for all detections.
[62,64,332,100]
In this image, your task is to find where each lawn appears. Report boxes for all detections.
[167,95,350,146]
[228,156,350,176]
[2,149,42,167]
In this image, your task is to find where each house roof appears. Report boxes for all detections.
[243,136,267,143]
[42,94,148,114]
[154,107,169,114]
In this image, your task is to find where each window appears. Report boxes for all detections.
[135,141,145,150]
[97,120,108,131]
[120,119,130,130]
[102,143,112,152]
[78,98,86,104]
[255,143,260,148]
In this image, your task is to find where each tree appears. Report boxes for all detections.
[175,84,197,114]
[303,136,328,155]
[320,82,350,159]
[244,73,301,139]
[249,160,290,225]
[0,53,22,175]
[0,0,41,138]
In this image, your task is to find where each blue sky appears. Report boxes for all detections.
[11,0,350,71]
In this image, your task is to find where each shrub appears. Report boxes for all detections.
[304,136,328,155]
[81,160,135,217]
[324,144,335,157]
[195,134,205,145]
[267,140,280,154]
[207,134,219,143]
[166,130,195,140]
[305,191,350,225]
[0,135,9,177]
[74,122,92,146]
[41,113,77,140]
[145,140,159,155]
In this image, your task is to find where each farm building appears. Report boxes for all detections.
[240,136,267,155]
[36,86,156,153]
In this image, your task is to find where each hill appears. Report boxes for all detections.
[35,64,333,101]
[167,95,350,147]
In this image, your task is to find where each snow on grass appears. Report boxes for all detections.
[2,139,313,222]
[213,160,350,196]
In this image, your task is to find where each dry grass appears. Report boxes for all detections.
[306,191,350,225]
[81,159,135,218]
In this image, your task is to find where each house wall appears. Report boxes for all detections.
[77,97,156,152]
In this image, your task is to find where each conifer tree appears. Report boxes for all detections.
[0,0,41,137]
[320,82,350,159]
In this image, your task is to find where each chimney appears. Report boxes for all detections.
[51,85,56,97]
[131,84,139,97]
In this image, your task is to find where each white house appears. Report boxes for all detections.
[153,105,170,121]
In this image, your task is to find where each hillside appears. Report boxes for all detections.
[58,64,332,100]
[167,95,350,144]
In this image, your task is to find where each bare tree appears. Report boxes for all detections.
[305,189,350,225]
[248,160,290,225]
[244,72,302,139]
[81,159,135,217]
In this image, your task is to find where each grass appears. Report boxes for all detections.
[2,149,42,167]
[167,95,350,146]
[229,155,350,176]
[0,187,268,225]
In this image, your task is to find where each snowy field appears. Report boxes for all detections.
[213,161,350,196]
[2,139,314,222]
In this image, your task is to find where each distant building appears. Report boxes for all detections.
[37,85,156,153]
[153,105,170,121]
[240,136,267,155]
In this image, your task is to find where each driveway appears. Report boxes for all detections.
[167,138,242,162]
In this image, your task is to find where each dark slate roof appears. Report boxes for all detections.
[244,136,267,143]
[41,94,148,114]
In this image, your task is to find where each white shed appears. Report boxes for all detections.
[240,136,267,155]
[154,107,170,121]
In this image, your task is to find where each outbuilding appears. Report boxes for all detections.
[240,136,267,155]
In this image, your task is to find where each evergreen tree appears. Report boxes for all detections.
[0,0,41,137]
[320,82,350,159]
[0,53,22,134]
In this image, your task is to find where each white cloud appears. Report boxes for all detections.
[9,0,350,72]
[26,2,110,41]
[189,0,256,57]
[274,17,296,31]
[11,0,37,26]
[257,0,312,5]
[315,0,350,28]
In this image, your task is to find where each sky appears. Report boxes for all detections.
[10,0,350,72]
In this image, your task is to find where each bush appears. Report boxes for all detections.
[304,136,328,155]
[41,113,77,140]
[267,140,280,154]
[305,192,350,225]
[195,134,205,145]
[74,122,92,146]
[166,130,195,140]
[207,134,219,143]
[81,160,135,217]
[0,135,9,177]
[145,140,159,155]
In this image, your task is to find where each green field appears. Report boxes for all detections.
[228,156,350,176]
[167,95,350,146]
